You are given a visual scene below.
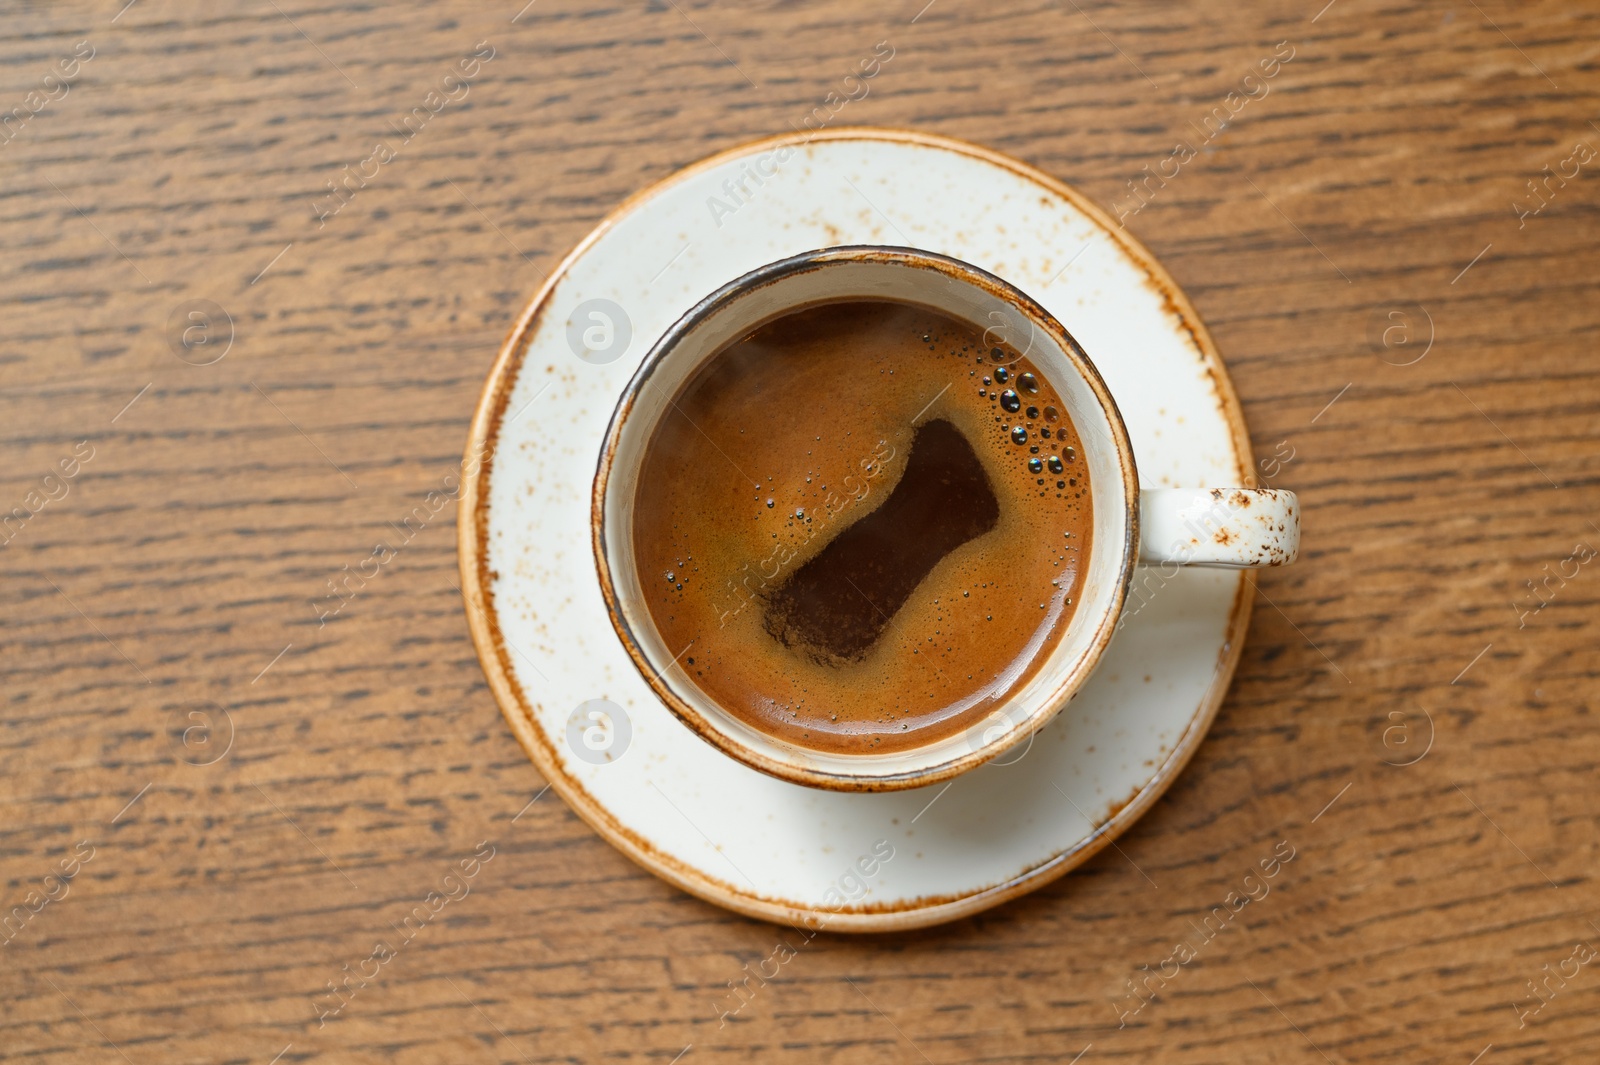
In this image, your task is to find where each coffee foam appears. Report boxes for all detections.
[631,300,1093,755]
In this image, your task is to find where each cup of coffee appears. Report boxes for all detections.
[593,247,1298,791]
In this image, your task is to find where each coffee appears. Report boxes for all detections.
[630,300,1093,755]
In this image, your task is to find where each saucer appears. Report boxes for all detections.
[459,128,1254,931]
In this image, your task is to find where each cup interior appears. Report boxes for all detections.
[593,247,1138,790]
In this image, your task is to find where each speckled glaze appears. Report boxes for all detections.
[460,128,1269,930]
[1141,488,1300,568]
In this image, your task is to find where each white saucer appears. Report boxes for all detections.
[460,129,1254,931]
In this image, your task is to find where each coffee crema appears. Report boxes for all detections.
[630,300,1093,755]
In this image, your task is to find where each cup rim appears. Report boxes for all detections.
[591,245,1141,791]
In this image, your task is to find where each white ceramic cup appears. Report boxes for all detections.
[593,247,1298,792]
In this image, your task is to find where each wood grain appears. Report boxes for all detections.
[3,0,1598,1062]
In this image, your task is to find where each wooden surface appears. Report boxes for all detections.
[3,1,1598,1062]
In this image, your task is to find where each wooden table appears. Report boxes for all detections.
[4,1,1598,1062]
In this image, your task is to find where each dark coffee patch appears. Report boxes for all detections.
[765,419,998,662]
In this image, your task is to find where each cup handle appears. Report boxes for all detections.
[1138,488,1300,568]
